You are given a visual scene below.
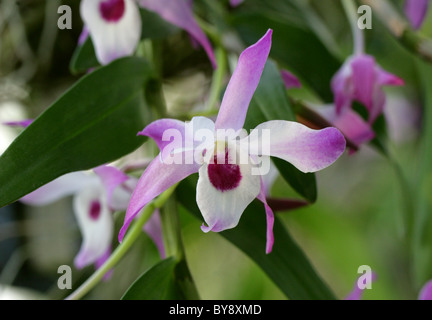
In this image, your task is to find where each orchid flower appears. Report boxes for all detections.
[405,0,430,30]
[120,29,346,254]
[332,54,404,125]
[20,166,164,271]
[80,0,216,67]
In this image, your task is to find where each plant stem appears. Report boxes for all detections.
[342,0,365,54]
[205,46,227,112]
[65,184,178,300]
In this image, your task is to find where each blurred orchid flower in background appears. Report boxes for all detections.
[405,0,430,30]
[80,0,216,67]
[331,54,405,125]
[119,29,346,254]
[19,165,164,274]
[230,0,244,7]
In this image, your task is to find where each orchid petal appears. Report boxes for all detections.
[230,0,244,7]
[20,172,99,206]
[318,106,375,147]
[280,69,301,89]
[78,26,89,46]
[331,60,353,115]
[73,186,114,269]
[139,117,215,160]
[419,280,432,300]
[256,176,275,254]
[139,0,216,68]
[142,209,166,259]
[405,0,429,30]
[351,55,375,114]
[94,245,113,281]
[120,155,200,241]
[3,119,34,128]
[215,29,272,131]
[93,165,130,210]
[80,0,142,65]
[345,272,377,300]
[246,120,346,173]
[197,144,261,233]
[261,160,278,196]
[110,177,138,211]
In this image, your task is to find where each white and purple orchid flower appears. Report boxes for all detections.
[80,0,216,67]
[331,54,404,126]
[405,0,430,30]
[119,29,346,254]
[20,165,164,271]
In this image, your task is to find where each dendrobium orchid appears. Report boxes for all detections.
[405,0,430,30]
[120,29,346,254]
[80,0,216,67]
[332,54,405,125]
[20,166,164,271]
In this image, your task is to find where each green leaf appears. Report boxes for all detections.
[176,176,336,300]
[231,10,340,102]
[121,257,180,300]
[245,60,317,202]
[0,57,153,208]
[139,9,179,39]
[69,38,100,74]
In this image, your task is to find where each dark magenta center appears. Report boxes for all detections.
[89,200,102,221]
[100,0,125,22]
[208,152,242,192]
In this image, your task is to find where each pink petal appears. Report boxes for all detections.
[419,280,432,300]
[405,0,429,30]
[256,178,275,254]
[142,209,166,259]
[139,0,216,68]
[345,272,377,300]
[318,106,375,147]
[230,0,244,7]
[215,29,272,131]
[3,119,34,128]
[119,155,200,242]
[246,120,346,173]
[280,69,301,89]
[93,165,130,209]
[351,55,376,115]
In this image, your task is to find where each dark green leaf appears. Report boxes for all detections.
[0,57,153,208]
[245,61,317,202]
[121,258,180,300]
[176,176,336,300]
[140,9,179,39]
[69,38,100,74]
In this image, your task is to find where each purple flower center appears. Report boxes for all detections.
[100,0,125,23]
[208,151,242,192]
[89,200,102,220]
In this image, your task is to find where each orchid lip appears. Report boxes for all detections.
[208,152,242,192]
[100,0,125,23]
[89,200,102,220]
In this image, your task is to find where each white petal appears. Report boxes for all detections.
[73,186,113,269]
[110,177,138,211]
[80,0,142,65]
[197,143,260,232]
[20,172,99,206]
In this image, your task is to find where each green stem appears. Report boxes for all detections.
[342,0,365,54]
[205,46,227,112]
[65,184,178,300]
